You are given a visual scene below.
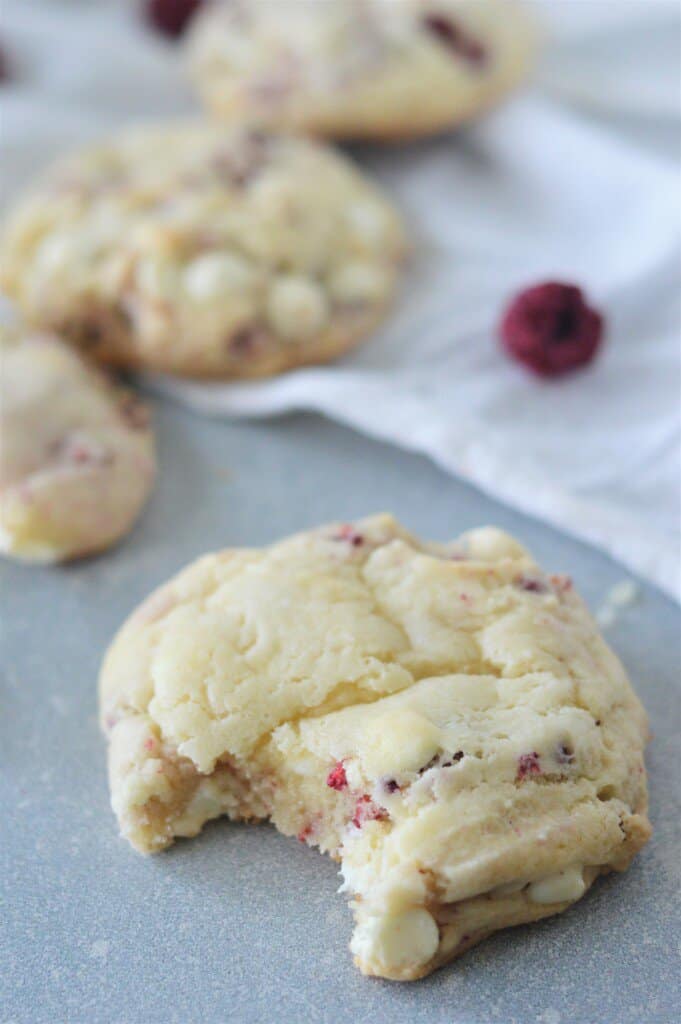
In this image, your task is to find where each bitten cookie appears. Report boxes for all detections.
[0,326,155,562]
[99,514,651,981]
[0,123,406,379]
[187,0,535,140]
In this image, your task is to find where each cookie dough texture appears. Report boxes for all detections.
[99,515,651,981]
[0,123,406,379]
[0,327,155,562]
[187,0,536,140]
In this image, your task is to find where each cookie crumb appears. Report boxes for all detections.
[596,580,640,628]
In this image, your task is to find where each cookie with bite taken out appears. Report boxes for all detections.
[99,514,650,980]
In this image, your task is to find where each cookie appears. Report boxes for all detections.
[99,514,651,980]
[0,326,155,562]
[0,123,406,379]
[187,0,536,140]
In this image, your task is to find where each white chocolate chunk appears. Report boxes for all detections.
[361,709,441,777]
[528,866,586,905]
[329,262,391,305]
[351,908,439,973]
[183,251,257,300]
[266,275,328,340]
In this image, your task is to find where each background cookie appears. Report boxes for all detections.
[0,123,407,379]
[187,0,536,140]
[100,514,650,980]
[0,327,155,562]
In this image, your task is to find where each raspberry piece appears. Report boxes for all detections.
[351,795,388,828]
[382,778,401,794]
[331,525,364,547]
[421,13,487,66]
[500,282,604,377]
[517,752,541,780]
[326,761,348,791]
[515,575,548,594]
[143,0,204,39]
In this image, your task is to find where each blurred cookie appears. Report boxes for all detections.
[0,123,406,378]
[0,327,155,562]
[187,0,535,140]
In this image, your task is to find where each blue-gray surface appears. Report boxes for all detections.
[1,403,679,1024]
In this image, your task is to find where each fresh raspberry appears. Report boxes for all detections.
[517,752,541,780]
[421,14,487,66]
[500,282,604,377]
[143,0,204,39]
[326,761,348,791]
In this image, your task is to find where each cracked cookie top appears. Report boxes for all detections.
[100,514,646,777]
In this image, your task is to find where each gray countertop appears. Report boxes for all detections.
[1,401,679,1024]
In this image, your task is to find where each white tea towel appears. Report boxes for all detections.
[1,1,679,598]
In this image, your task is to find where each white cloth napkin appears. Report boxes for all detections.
[1,1,680,599]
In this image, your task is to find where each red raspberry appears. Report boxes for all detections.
[326,761,348,791]
[332,525,364,547]
[143,0,204,39]
[351,795,388,828]
[517,752,541,779]
[500,282,604,377]
[421,14,487,66]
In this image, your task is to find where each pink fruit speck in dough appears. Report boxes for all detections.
[331,525,364,547]
[421,13,487,66]
[351,795,388,828]
[500,281,604,377]
[517,752,542,779]
[326,761,348,791]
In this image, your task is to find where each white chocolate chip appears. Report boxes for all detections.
[350,908,439,973]
[361,709,441,776]
[183,251,257,300]
[527,866,586,905]
[329,261,391,306]
[266,275,328,340]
